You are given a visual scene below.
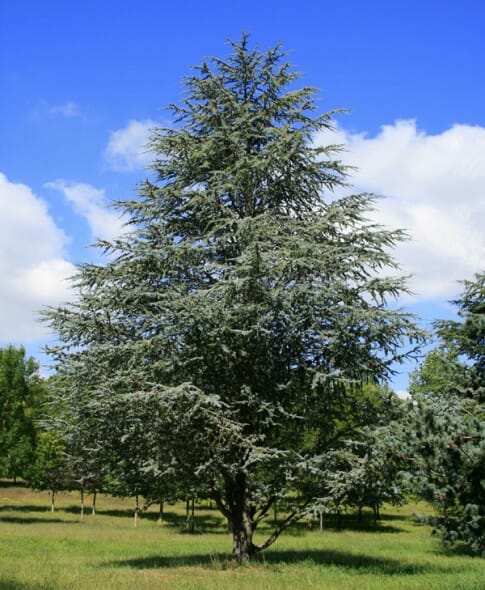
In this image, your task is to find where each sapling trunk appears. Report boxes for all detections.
[186,496,195,532]
[134,494,139,527]
[92,490,97,515]
[80,486,85,522]
[373,504,381,522]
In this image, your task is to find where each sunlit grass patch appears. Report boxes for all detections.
[0,483,483,589]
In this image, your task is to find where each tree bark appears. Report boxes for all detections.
[80,486,85,522]
[232,511,256,564]
[214,476,305,564]
[92,490,97,515]
[227,473,257,564]
[186,496,195,532]
[134,494,139,528]
[50,490,56,512]
[373,504,381,522]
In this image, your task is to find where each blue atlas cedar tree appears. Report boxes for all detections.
[407,271,484,555]
[43,35,423,563]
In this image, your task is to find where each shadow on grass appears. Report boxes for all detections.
[0,503,228,532]
[149,509,406,535]
[147,511,226,533]
[262,549,429,573]
[0,515,66,524]
[0,479,28,488]
[0,504,78,524]
[267,513,406,536]
[0,505,52,513]
[105,548,455,575]
[0,579,41,590]
[435,542,478,559]
[0,503,406,535]
[0,504,71,524]
[85,508,230,534]
[147,511,404,536]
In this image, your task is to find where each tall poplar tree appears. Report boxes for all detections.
[45,36,421,562]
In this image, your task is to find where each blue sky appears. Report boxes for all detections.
[1,0,484,391]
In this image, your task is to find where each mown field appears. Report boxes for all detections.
[0,482,483,589]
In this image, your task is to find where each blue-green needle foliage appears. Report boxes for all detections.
[408,272,484,556]
[44,36,423,563]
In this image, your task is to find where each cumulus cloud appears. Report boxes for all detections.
[0,173,75,343]
[315,120,485,300]
[104,119,157,171]
[0,174,124,345]
[45,180,125,241]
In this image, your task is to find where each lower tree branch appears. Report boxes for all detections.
[210,488,232,520]
[254,497,276,525]
[255,509,306,553]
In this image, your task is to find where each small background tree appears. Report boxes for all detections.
[28,431,71,511]
[0,345,46,482]
[407,272,484,555]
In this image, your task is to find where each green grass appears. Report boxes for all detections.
[0,483,483,589]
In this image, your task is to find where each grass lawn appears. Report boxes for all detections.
[0,482,483,589]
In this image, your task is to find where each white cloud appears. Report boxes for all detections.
[48,101,82,118]
[31,99,83,119]
[104,119,157,171]
[0,173,75,343]
[46,180,125,241]
[315,120,485,300]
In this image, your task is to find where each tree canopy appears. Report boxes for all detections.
[44,36,422,562]
[407,272,484,555]
[0,345,45,481]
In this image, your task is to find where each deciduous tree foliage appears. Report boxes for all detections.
[0,345,45,481]
[28,430,69,511]
[44,37,421,562]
